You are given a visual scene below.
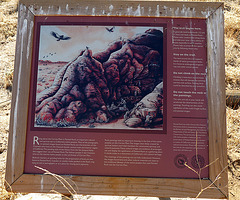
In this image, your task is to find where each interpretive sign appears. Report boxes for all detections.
[6,0,227,199]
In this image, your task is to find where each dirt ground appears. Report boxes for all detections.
[0,0,240,199]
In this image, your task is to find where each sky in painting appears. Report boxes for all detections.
[38,25,163,62]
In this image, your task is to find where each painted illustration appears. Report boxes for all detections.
[35,25,164,129]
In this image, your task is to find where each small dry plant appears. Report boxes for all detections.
[184,131,229,199]
[35,166,81,200]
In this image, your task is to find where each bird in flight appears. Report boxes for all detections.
[50,31,71,41]
[105,26,115,32]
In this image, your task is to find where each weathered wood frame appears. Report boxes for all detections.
[6,0,228,199]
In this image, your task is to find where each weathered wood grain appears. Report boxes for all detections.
[5,4,34,185]
[19,0,222,18]
[207,3,228,198]
[9,174,226,199]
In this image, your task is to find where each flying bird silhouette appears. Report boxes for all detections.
[51,31,71,41]
[106,27,115,32]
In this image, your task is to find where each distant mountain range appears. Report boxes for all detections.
[38,60,68,65]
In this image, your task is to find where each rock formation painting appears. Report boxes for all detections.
[35,25,164,129]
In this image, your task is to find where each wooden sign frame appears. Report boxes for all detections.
[6,0,228,199]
